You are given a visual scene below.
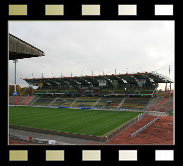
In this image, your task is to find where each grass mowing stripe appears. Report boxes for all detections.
[9,106,141,136]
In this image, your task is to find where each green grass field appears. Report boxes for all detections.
[9,106,141,136]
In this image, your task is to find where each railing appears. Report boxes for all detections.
[103,112,146,141]
[30,96,40,105]
[130,116,159,138]
[144,98,155,111]
[137,113,145,121]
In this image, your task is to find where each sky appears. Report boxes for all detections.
[8,21,174,90]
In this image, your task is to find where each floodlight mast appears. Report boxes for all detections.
[13,59,18,92]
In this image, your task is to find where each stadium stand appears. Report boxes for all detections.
[147,96,173,112]
[12,72,173,111]
[163,100,173,112]
[24,72,171,97]
[94,98,113,108]
[91,97,123,109]
[51,97,77,107]
[140,89,154,94]
[120,98,151,110]
[107,98,124,108]
[111,88,137,95]
[157,97,173,112]
[16,96,26,105]
[147,97,164,111]
[99,89,112,95]
[9,94,173,112]
[71,97,99,107]
[16,96,32,105]
[9,96,17,105]
[15,96,19,105]
[9,96,39,105]
[23,96,32,105]
[31,96,56,106]
[35,89,78,95]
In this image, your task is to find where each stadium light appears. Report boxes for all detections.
[13,59,18,95]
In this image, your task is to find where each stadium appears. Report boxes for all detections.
[8,22,174,145]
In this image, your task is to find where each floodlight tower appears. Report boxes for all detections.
[165,65,172,98]
[13,59,18,94]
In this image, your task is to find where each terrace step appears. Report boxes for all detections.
[23,96,32,105]
[92,97,102,107]
[70,98,79,107]
[49,97,59,106]
[144,98,154,110]
[152,97,168,111]
[26,96,39,105]
[14,96,19,105]
[30,96,40,105]
[117,98,126,109]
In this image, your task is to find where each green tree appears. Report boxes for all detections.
[9,85,15,96]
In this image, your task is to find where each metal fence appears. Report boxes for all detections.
[130,116,159,138]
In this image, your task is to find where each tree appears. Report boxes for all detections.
[9,85,15,96]
[16,85,22,96]
[9,85,34,96]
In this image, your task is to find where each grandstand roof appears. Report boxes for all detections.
[23,72,173,87]
[9,34,45,60]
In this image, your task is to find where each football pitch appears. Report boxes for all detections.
[9,106,141,136]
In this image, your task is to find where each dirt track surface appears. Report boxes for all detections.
[105,115,173,145]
